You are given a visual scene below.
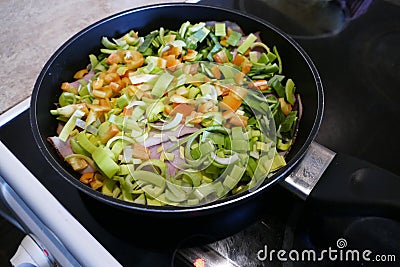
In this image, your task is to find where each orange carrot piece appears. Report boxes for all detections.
[221,93,242,111]
[211,65,222,79]
[73,69,88,79]
[170,103,195,117]
[80,172,95,184]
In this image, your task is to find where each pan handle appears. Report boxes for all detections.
[281,142,400,219]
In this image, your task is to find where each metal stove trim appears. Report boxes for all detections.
[0,97,30,128]
[0,139,122,266]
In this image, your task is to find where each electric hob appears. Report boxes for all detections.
[1,0,400,266]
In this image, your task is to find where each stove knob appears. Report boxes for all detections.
[10,235,52,267]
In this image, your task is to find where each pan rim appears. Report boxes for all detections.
[30,3,323,214]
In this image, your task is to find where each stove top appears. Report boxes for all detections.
[1,0,400,266]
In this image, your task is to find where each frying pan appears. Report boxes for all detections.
[30,4,400,246]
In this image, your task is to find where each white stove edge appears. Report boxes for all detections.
[0,97,122,267]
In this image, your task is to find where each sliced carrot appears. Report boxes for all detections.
[163,104,173,115]
[132,143,150,160]
[234,72,245,85]
[99,98,111,108]
[222,109,235,120]
[213,50,229,63]
[232,54,246,66]
[90,173,104,190]
[170,103,195,117]
[250,80,269,91]
[61,82,78,94]
[107,63,119,73]
[278,98,293,116]
[229,114,248,127]
[92,78,104,90]
[109,81,121,92]
[126,53,145,69]
[211,65,222,79]
[164,54,179,68]
[123,106,133,116]
[108,124,120,138]
[104,72,120,84]
[80,172,95,184]
[73,69,88,79]
[106,52,123,65]
[241,61,252,75]
[221,93,242,111]
[99,123,120,144]
[183,49,198,61]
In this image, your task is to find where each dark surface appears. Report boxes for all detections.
[309,153,400,219]
[0,218,24,267]
[1,0,400,266]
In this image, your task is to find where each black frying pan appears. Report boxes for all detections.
[30,4,400,246]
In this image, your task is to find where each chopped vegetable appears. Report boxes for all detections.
[49,20,301,207]
[237,33,257,54]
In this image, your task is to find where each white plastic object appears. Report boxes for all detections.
[10,235,51,267]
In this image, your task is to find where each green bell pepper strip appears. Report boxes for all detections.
[279,111,298,133]
[179,21,191,38]
[138,32,157,53]
[277,139,293,151]
[89,54,99,69]
[269,77,286,98]
[285,78,296,105]
[273,46,282,74]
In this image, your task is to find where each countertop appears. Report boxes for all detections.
[0,0,191,114]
